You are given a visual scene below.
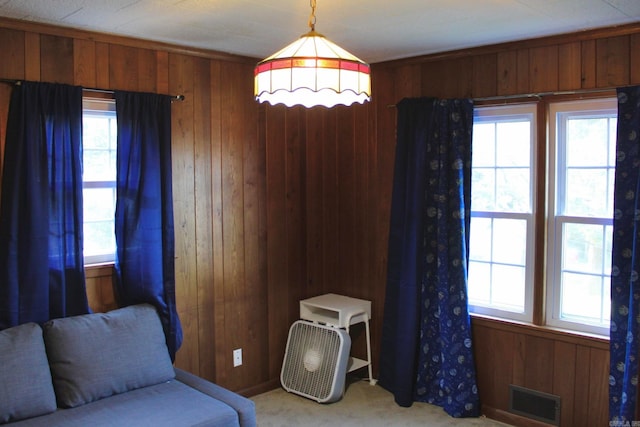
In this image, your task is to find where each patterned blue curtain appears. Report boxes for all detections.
[114,91,182,361]
[379,97,479,417]
[610,85,640,422]
[0,81,89,329]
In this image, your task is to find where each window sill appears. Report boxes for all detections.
[84,262,115,278]
[470,313,609,350]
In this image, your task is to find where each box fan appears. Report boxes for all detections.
[280,320,351,403]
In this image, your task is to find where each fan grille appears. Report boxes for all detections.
[281,321,348,401]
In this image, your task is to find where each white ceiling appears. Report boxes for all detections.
[0,0,639,63]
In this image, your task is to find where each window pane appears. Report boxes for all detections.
[496,121,530,167]
[468,261,491,304]
[560,272,609,325]
[83,116,111,149]
[491,264,526,311]
[609,119,617,167]
[83,150,116,181]
[469,217,491,262]
[473,123,495,167]
[83,188,115,222]
[562,223,608,275]
[492,219,526,265]
[470,105,534,321]
[82,100,117,263]
[548,98,616,335]
[83,221,115,258]
[564,169,609,217]
[566,117,609,167]
[468,261,527,312]
[496,168,530,212]
[471,168,495,211]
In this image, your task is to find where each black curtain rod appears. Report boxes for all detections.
[0,78,185,102]
[387,86,620,107]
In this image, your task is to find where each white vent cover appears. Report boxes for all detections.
[281,320,351,403]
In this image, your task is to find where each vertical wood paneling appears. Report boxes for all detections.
[581,39,597,89]
[219,60,248,388]
[109,44,139,91]
[573,345,592,427]
[209,60,224,383]
[137,48,157,93]
[497,50,518,95]
[516,49,530,94]
[24,32,40,81]
[73,39,96,87]
[0,28,25,79]
[473,53,497,98]
[596,35,630,87]
[0,84,9,194]
[285,107,305,314]
[40,35,73,84]
[529,45,558,93]
[395,64,422,99]
[1,19,638,415]
[587,348,609,424]
[354,104,370,298]
[305,108,326,294]
[95,42,110,89]
[169,53,199,373]
[191,56,214,382]
[156,51,169,94]
[242,61,269,387]
[337,108,356,296]
[266,105,288,380]
[558,42,581,90]
[631,34,640,85]
[553,341,576,427]
[322,109,339,296]
[472,324,515,410]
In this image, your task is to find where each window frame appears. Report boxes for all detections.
[468,103,538,323]
[469,95,617,339]
[545,97,617,336]
[82,96,117,266]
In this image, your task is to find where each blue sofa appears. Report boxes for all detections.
[0,304,256,427]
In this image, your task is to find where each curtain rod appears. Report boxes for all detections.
[387,86,619,107]
[0,78,185,102]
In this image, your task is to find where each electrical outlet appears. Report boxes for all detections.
[233,348,242,367]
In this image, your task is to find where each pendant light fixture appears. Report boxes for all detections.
[254,0,371,108]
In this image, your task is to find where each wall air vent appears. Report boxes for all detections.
[509,384,561,426]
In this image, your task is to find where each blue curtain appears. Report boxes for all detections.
[610,85,640,422]
[379,97,479,417]
[0,81,89,329]
[114,91,182,361]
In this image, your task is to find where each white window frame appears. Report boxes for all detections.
[546,98,617,336]
[468,104,537,323]
[82,97,117,265]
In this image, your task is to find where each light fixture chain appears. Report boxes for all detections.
[308,0,317,31]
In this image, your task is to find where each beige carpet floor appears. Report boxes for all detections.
[252,378,512,427]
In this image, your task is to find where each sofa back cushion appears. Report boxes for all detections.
[43,304,175,408]
[0,322,57,424]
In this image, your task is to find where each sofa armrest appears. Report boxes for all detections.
[174,368,256,427]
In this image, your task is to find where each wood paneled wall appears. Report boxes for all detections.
[369,23,640,426]
[1,15,639,425]
[0,18,270,394]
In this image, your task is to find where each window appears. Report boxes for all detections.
[546,99,616,335]
[468,104,536,322]
[82,98,117,265]
[468,98,617,337]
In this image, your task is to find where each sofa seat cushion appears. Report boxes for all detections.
[0,322,57,424]
[43,304,175,408]
[7,379,241,427]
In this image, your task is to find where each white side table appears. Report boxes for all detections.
[299,293,376,385]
